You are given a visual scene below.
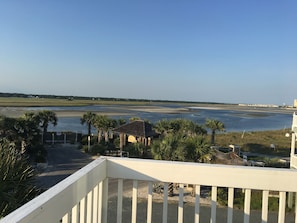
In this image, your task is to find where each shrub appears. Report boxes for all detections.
[0,139,40,217]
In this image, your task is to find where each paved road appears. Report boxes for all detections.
[36,144,94,189]
[35,144,146,194]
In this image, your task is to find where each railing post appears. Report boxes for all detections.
[278,192,286,223]
[163,183,168,223]
[261,190,269,223]
[194,185,200,223]
[147,182,153,223]
[227,187,234,223]
[100,178,108,223]
[178,184,184,223]
[132,180,138,223]
[117,179,123,223]
[210,186,217,223]
[244,189,251,223]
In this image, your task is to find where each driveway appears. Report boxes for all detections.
[36,144,94,189]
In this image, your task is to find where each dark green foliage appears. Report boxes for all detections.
[124,143,147,158]
[80,112,96,136]
[151,132,214,162]
[31,144,47,163]
[0,139,40,217]
[205,119,225,145]
[90,144,107,156]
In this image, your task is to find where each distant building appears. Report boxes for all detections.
[294,99,297,108]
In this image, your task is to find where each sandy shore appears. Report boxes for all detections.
[0,104,295,118]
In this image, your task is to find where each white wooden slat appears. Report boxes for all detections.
[80,197,86,223]
[132,180,138,223]
[227,187,234,223]
[278,191,286,223]
[210,186,217,223]
[178,184,184,223]
[163,183,168,223]
[261,190,269,223]
[244,189,251,223]
[194,185,200,223]
[62,213,68,223]
[86,190,93,223]
[117,179,123,223]
[71,205,78,223]
[93,185,99,223]
[147,182,153,223]
[102,178,109,223]
[98,181,103,223]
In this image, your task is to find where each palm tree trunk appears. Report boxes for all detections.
[211,130,215,145]
[98,130,102,143]
[104,131,109,142]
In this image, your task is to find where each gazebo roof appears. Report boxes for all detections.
[114,120,157,138]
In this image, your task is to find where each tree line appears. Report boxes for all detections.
[80,111,226,161]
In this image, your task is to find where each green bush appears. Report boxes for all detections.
[90,144,106,156]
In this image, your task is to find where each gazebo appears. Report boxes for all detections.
[113,120,157,150]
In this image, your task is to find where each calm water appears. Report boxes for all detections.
[27,105,293,134]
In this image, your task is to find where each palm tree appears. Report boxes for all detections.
[93,115,109,143]
[15,113,41,152]
[185,135,213,163]
[205,119,225,145]
[37,111,58,144]
[154,119,207,136]
[80,112,96,136]
[151,133,184,197]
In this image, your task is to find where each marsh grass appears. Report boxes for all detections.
[214,129,291,157]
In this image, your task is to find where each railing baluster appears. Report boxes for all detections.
[102,178,109,223]
[86,190,93,223]
[163,182,169,223]
[227,187,234,223]
[71,204,79,223]
[93,185,99,223]
[261,190,269,223]
[62,213,69,223]
[194,185,200,223]
[278,191,286,223]
[244,189,251,223]
[178,183,184,223]
[132,180,138,223]
[210,186,217,223]
[80,197,86,223]
[147,182,153,223]
[117,179,123,223]
[98,181,103,223]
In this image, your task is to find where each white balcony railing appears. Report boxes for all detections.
[1,156,297,223]
[291,155,297,169]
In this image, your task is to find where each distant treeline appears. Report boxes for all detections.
[0,92,232,105]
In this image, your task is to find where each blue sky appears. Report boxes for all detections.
[0,1,296,105]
